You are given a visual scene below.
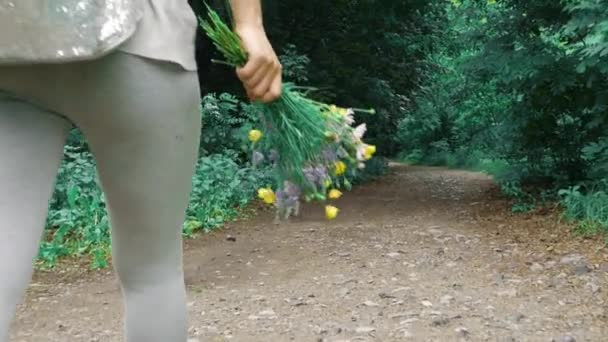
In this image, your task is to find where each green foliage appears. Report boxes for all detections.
[279,44,311,84]
[396,0,608,227]
[200,92,260,157]
[351,157,390,185]
[184,154,273,236]
[43,142,109,269]
[559,181,608,234]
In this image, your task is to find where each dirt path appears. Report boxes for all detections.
[10,165,608,341]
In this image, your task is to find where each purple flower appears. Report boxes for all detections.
[314,166,328,182]
[322,148,338,163]
[252,151,265,166]
[284,181,301,198]
[303,166,316,185]
[276,181,301,208]
[304,165,328,188]
[268,149,279,164]
[276,189,287,206]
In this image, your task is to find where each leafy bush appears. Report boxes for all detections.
[350,156,390,185]
[559,181,608,234]
[199,92,261,158]
[42,142,109,269]
[279,44,311,84]
[184,154,273,235]
[395,0,608,227]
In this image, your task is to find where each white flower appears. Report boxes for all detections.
[356,143,368,161]
[353,123,367,141]
[344,108,355,125]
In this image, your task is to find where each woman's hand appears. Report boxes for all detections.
[235,25,282,103]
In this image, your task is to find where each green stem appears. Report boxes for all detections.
[211,59,237,67]
[352,108,377,114]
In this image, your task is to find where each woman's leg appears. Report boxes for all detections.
[0,93,70,341]
[73,54,201,342]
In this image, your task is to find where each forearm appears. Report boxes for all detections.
[228,0,263,28]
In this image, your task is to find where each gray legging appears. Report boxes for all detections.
[0,52,201,342]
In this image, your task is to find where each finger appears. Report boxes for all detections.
[261,68,283,103]
[250,61,280,100]
[246,88,254,102]
[243,59,273,90]
[236,56,266,82]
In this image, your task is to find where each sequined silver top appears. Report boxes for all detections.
[119,0,198,71]
[0,0,197,70]
[0,0,142,64]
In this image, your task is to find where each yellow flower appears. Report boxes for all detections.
[328,189,343,200]
[248,129,263,143]
[334,161,347,176]
[329,105,348,116]
[363,145,377,160]
[325,205,339,220]
[257,188,276,204]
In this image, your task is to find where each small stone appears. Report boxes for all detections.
[259,309,276,318]
[226,235,236,242]
[428,228,443,236]
[572,263,591,275]
[399,317,419,325]
[586,282,600,293]
[511,313,525,323]
[530,263,544,272]
[338,288,350,298]
[338,252,351,257]
[401,330,413,338]
[252,295,266,302]
[455,326,469,337]
[560,254,584,265]
[494,273,505,285]
[553,336,576,342]
[379,292,396,299]
[355,326,376,334]
[421,300,433,307]
[314,326,329,335]
[389,312,418,319]
[387,252,401,258]
[440,295,454,305]
[497,289,517,297]
[432,316,450,326]
[363,300,380,307]
[392,287,410,293]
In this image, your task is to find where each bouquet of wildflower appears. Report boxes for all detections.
[200,5,376,221]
